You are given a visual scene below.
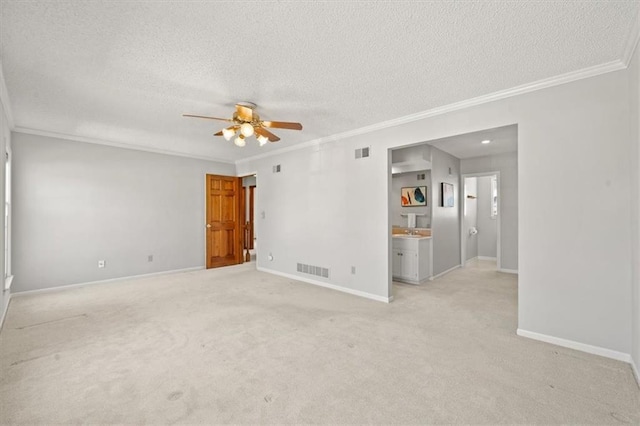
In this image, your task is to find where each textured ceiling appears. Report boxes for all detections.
[0,1,638,163]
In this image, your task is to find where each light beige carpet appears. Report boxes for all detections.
[0,260,638,424]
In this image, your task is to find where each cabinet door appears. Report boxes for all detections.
[392,249,403,278]
[393,249,418,280]
[402,249,418,280]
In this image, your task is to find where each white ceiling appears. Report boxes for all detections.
[0,1,638,163]
[427,125,518,160]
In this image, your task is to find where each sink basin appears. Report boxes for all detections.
[393,234,424,238]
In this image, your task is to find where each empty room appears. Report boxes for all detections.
[1,1,640,424]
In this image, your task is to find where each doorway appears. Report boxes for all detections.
[205,174,244,268]
[461,173,500,270]
[241,174,257,262]
[388,124,518,300]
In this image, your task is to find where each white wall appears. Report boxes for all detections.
[461,152,518,271]
[391,171,431,228]
[629,43,640,376]
[239,140,391,301]
[237,68,633,355]
[431,147,461,275]
[0,100,9,326]
[463,177,478,261]
[12,132,235,292]
[477,175,497,258]
[391,144,432,167]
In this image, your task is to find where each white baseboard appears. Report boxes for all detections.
[499,268,518,274]
[477,256,497,261]
[465,256,497,264]
[12,266,205,297]
[517,328,631,363]
[257,266,392,303]
[4,275,13,291]
[632,357,640,388]
[0,293,10,333]
[432,264,461,279]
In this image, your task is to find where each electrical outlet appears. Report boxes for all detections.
[148,255,153,262]
[98,260,105,268]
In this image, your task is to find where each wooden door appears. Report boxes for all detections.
[206,174,244,268]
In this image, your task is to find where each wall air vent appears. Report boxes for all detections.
[297,263,330,279]
[355,147,370,159]
[272,164,281,173]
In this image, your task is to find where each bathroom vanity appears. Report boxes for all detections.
[392,234,432,284]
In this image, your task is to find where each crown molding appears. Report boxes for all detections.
[13,127,236,165]
[2,45,632,168]
[0,58,15,130]
[7,58,629,168]
[237,60,626,165]
[622,6,640,67]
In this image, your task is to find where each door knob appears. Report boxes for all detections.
[206,224,211,228]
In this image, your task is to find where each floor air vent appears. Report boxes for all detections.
[297,263,330,278]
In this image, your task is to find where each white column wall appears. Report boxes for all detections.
[430,147,461,276]
[0,99,9,327]
[628,42,640,376]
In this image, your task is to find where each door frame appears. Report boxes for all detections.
[460,171,501,270]
[248,185,256,249]
[237,172,258,262]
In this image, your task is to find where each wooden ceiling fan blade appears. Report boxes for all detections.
[262,121,303,130]
[255,127,280,142]
[235,104,254,121]
[183,114,233,122]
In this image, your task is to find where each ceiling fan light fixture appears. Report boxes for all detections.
[240,122,255,137]
[183,103,302,147]
[222,127,235,141]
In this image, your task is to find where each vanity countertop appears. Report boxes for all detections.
[392,227,431,239]
[392,234,432,240]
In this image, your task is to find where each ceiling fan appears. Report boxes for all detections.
[183,102,303,147]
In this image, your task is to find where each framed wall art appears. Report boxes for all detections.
[401,186,427,207]
[441,182,454,207]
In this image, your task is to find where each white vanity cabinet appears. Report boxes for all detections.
[392,236,432,284]
[392,247,418,281]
